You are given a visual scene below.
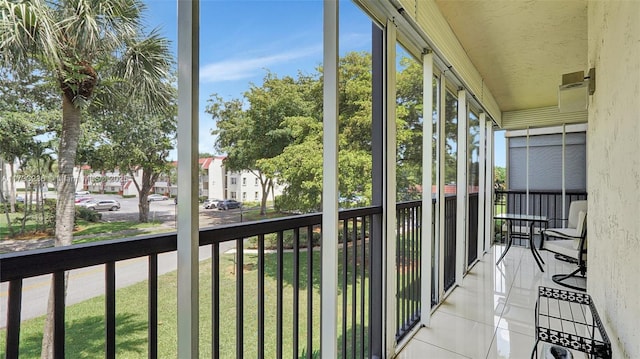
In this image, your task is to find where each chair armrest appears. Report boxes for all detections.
[547,218,568,222]
[542,227,582,241]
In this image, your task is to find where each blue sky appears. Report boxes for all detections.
[143,0,505,167]
[144,0,372,158]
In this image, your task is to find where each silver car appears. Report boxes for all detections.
[81,199,121,211]
[203,198,222,209]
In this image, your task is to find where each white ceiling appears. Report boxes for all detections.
[434,0,588,113]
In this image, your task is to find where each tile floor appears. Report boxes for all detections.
[397,244,588,359]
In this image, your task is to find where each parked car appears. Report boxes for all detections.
[75,196,94,204]
[16,194,25,203]
[203,198,222,209]
[80,199,120,211]
[75,190,90,196]
[216,199,242,210]
[147,194,169,202]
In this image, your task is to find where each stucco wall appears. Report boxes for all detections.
[587,1,640,358]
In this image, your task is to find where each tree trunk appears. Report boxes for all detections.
[259,177,271,216]
[1,159,14,236]
[38,162,46,232]
[20,180,29,234]
[136,169,155,222]
[42,96,82,359]
[9,161,16,213]
[271,180,275,204]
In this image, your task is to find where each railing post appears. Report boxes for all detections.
[321,1,339,357]
[383,18,398,357]
[477,112,486,259]
[53,271,65,359]
[420,51,434,327]
[5,279,23,358]
[370,21,385,359]
[456,89,468,284]
[485,120,494,252]
[176,0,200,357]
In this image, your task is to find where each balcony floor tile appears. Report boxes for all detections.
[399,245,588,358]
[396,339,471,359]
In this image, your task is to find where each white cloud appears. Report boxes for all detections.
[200,45,321,83]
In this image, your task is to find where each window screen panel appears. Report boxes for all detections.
[528,145,562,190]
[509,147,527,190]
[507,131,586,191]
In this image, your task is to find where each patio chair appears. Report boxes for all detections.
[541,200,588,291]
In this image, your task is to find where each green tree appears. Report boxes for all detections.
[1,0,173,243]
[96,101,176,222]
[0,69,56,213]
[208,52,435,213]
[396,56,424,200]
[267,52,373,212]
[0,0,173,355]
[207,72,316,215]
[494,166,506,190]
[0,113,34,213]
[17,140,56,234]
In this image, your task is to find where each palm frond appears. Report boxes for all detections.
[116,28,175,114]
[0,0,60,73]
[57,0,143,61]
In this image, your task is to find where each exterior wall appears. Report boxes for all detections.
[223,170,284,203]
[208,157,226,200]
[71,159,284,203]
[84,169,141,196]
[587,2,640,358]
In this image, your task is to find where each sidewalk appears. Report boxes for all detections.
[0,238,55,253]
[0,228,163,254]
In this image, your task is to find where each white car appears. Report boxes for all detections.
[203,199,222,209]
[80,199,121,211]
[75,190,90,195]
[147,194,169,202]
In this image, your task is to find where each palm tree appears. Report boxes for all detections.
[0,0,174,356]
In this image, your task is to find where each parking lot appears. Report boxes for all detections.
[76,194,246,228]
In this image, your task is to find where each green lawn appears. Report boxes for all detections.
[240,207,291,222]
[0,248,370,358]
[0,213,42,239]
[1,213,169,244]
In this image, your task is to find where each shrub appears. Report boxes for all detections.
[44,199,57,229]
[122,194,137,199]
[13,202,25,212]
[75,207,102,222]
[247,229,321,250]
[242,200,259,207]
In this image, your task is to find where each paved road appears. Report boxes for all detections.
[0,195,248,328]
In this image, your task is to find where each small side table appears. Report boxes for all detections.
[493,213,548,271]
[532,286,611,359]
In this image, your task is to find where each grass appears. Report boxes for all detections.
[0,248,370,358]
[71,221,171,245]
[241,207,291,222]
[0,213,43,239]
[1,213,169,244]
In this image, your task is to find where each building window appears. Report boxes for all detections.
[231,177,237,185]
[242,178,246,186]
[255,178,259,186]
[242,192,247,200]
[230,191,236,199]
[255,192,259,200]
